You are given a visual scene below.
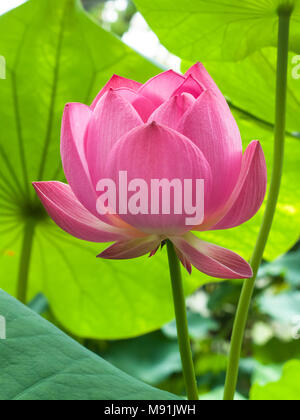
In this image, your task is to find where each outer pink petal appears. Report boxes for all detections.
[91,75,141,110]
[60,103,101,218]
[137,70,185,107]
[175,247,192,274]
[85,89,143,186]
[115,87,157,122]
[171,75,205,99]
[209,141,267,230]
[178,89,243,217]
[105,122,212,235]
[33,182,128,243]
[98,236,161,260]
[172,233,253,279]
[185,63,225,101]
[148,93,195,130]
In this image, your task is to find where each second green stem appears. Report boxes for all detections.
[223,9,292,401]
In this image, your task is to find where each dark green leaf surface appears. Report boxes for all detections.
[0,290,179,400]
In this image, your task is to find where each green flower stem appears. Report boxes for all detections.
[223,8,292,401]
[166,240,198,400]
[17,219,36,304]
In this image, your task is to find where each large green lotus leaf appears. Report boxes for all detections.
[250,360,300,400]
[134,0,300,62]
[0,0,208,340]
[134,0,300,133]
[183,48,300,134]
[0,291,178,400]
[199,110,300,265]
[0,0,159,193]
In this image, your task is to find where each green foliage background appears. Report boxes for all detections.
[0,0,299,400]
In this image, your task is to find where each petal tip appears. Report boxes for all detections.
[238,264,253,279]
[32,181,45,192]
[96,252,105,259]
[251,139,263,152]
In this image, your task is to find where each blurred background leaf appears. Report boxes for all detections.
[258,291,300,324]
[250,360,300,400]
[83,0,137,37]
[259,247,300,287]
[162,310,219,341]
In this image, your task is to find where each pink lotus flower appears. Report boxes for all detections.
[33,63,267,279]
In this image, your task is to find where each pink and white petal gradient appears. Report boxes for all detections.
[33,63,267,280]
[98,236,161,260]
[172,233,253,279]
[33,182,129,243]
